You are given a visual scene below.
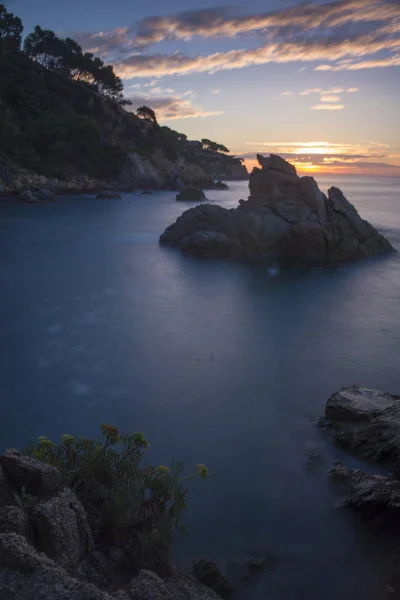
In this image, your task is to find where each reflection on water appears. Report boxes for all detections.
[0,175,399,599]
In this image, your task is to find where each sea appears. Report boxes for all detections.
[1,174,400,599]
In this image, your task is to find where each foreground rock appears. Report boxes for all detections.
[160,154,393,261]
[0,453,222,600]
[176,187,206,202]
[325,386,400,472]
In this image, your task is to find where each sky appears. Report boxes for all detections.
[6,0,400,176]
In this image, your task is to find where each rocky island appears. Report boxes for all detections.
[160,154,394,261]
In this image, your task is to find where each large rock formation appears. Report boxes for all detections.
[0,453,222,600]
[160,154,394,261]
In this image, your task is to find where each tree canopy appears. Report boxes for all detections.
[0,3,23,51]
[201,139,230,154]
[137,105,158,124]
[23,26,126,103]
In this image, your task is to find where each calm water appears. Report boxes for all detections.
[1,175,400,599]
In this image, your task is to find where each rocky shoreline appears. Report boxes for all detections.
[0,150,248,201]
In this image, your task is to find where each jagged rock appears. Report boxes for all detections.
[0,450,60,496]
[193,560,232,599]
[160,155,394,261]
[256,153,297,177]
[329,462,400,523]
[214,181,229,190]
[0,506,29,536]
[130,570,172,599]
[176,187,206,202]
[325,386,400,471]
[32,487,93,569]
[96,192,122,199]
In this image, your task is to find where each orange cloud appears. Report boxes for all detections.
[319,95,342,102]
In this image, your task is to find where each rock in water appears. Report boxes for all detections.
[176,187,206,202]
[160,154,394,261]
[324,386,400,472]
[193,560,232,599]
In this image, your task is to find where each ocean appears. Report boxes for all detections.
[0,174,399,598]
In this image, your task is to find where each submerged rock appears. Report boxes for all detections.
[160,154,394,261]
[213,181,229,190]
[176,187,206,202]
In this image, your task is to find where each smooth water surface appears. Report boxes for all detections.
[1,175,400,599]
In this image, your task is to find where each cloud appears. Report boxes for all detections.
[211,88,221,94]
[74,0,400,77]
[126,90,223,120]
[310,103,346,110]
[320,94,342,102]
[129,0,400,48]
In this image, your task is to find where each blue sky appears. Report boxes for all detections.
[8,0,400,174]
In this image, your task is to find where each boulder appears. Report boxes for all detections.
[37,188,55,201]
[160,154,394,261]
[176,187,206,202]
[324,386,400,471]
[32,488,93,569]
[166,572,222,599]
[193,560,232,599]
[19,190,37,203]
[329,462,400,524]
[96,192,122,200]
[181,231,241,258]
[0,450,60,496]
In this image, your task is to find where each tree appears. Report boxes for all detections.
[201,138,230,154]
[137,105,158,124]
[0,3,23,51]
[24,26,67,71]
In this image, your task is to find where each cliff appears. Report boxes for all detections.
[160,154,394,261]
[0,45,247,197]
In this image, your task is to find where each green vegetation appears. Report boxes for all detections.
[24,424,208,573]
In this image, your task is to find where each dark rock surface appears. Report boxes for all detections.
[160,154,394,261]
[325,386,400,472]
[193,560,232,599]
[176,187,206,202]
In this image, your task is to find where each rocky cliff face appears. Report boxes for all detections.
[0,148,246,197]
[160,154,394,261]
[0,450,221,600]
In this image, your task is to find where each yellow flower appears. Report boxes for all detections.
[100,423,120,443]
[132,432,149,449]
[61,434,75,445]
[196,464,209,479]
[38,438,53,449]
[157,465,170,475]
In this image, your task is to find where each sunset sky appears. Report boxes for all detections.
[9,0,400,176]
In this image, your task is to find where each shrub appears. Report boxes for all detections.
[24,425,208,573]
